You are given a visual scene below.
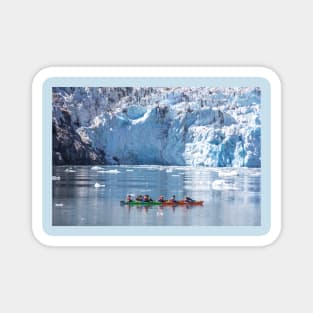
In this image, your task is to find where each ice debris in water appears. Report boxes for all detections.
[212,179,239,191]
[94,182,106,188]
[104,169,120,174]
[218,170,239,177]
[52,176,61,181]
[249,171,261,177]
[126,169,134,172]
[91,166,104,171]
[65,168,76,173]
[55,203,64,207]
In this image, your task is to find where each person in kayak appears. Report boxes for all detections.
[184,196,194,203]
[125,194,133,203]
[158,195,166,202]
[143,194,153,202]
[136,195,143,201]
[169,195,177,203]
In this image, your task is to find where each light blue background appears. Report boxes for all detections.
[43,77,271,236]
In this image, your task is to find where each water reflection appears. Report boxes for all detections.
[53,165,261,226]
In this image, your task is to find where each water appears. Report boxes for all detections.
[53,165,261,226]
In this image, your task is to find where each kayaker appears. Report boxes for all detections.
[184,196,194,203]
[136,195,143,201]
[169,195,177,203]
[125,194,133,203]
[143,194,153,202]
[158,195,166,202]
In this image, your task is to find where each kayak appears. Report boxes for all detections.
[120,200,204,206]
[120,200,162,205]
[163,200,204,206]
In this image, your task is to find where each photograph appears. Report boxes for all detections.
[52,86,262,227]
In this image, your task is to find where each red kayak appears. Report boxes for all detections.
[161,200,204,206]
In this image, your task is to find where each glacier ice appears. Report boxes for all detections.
[53,87,261,167]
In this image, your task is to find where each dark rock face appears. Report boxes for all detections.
[52,109,105,165]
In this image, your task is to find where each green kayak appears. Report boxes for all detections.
[120,200,162,205]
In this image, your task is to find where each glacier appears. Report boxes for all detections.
[52,87,261,167]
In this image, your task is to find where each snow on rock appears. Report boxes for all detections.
[53,87,261,167]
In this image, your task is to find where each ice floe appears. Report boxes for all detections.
[218,170,239,177]
[65,168,76,173]
[91,166,104,171]
[212,179,239,191]
[104,169,120,174]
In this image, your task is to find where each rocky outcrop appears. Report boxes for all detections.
[53,108,105,165]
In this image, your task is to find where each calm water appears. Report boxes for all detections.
[53,165,261,226]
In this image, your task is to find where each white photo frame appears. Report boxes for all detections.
[32,67,281,246]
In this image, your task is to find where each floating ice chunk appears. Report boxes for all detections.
[91,166,104,171]
[104,169,120,174]
[94,182,106,188]
[171,174,180,177]
[97,170,106,173]
[212,179,239,191]
[55,203,64,207]
[65,168,76,173]
[166,169,173,173]
[52,176,61,181]
[218,170,239,177]
[249,171,261,177]
[126,169,134,172]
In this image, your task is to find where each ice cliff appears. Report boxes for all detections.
[52,87,261,167]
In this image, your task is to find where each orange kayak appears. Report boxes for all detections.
[120,200,204,206]
[161,200,204,206]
